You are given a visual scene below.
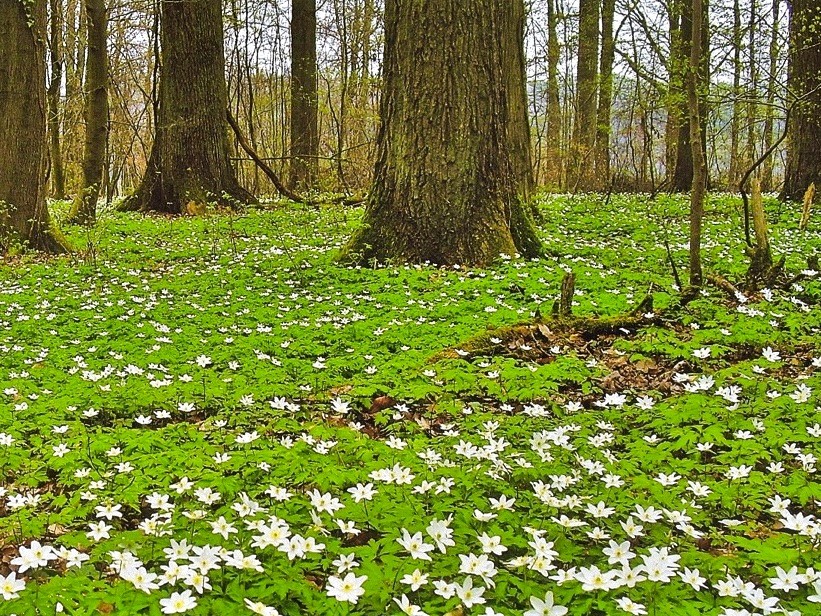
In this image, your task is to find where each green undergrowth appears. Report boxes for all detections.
[0,193,818,616]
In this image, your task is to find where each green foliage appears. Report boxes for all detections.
[0,194,818,615]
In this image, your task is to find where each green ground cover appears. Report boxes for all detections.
[0,194,818,615]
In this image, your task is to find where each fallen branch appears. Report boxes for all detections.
[800,183,815,231]
[226,110,305,203]
[227,110,366,208]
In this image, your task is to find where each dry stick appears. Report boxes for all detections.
[738,87,821,245]
[226,109,305,203]
[800,183,815,231]
[227,110,365,208]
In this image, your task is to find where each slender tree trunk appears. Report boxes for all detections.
[569,0,599,191]
[121,0,252,213]
[666,0,684,187]
[782,0,821,201]
[545,0,562,188]
[688,0,707,287]
[0,0,67,253]
[48,0,66,199]
[761,0,781,191]
[674,0,710,192]
[595,0,616,186]
[289,0,318,191]
[69,0,108,225]
[745,0,759,175]
[729,0,742,185]
[507,0,535,202]
[344,0,541,266]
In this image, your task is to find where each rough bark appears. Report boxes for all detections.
[343,0,542,266]
[595,0,616,186]
[69,0,108,225]
[782,0,821,202]
[121,0,252,214]
[48,0,66,199]
[289,0,318,191]
[0,0,67,253]
[569,0,599,191]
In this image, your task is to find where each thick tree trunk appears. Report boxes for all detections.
[595,0,616,186]
[289,0,318,191]
[0,0,67,253]
[569,0,599,191]
[48,0,66,199]
[782,0,821,202]
[121,0,252,214]
[69,0,108,225]
[344,0,541,266]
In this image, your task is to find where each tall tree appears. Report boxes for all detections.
[688,0,707,287]
[595,0,617,184]
[344,0,541,266]
[761,0,781,191]
[289,0,318,191]
[782,0,821,201]
[69,0,109,225]
[672,0,710,192]
[569,0,600,190]
[48,0,66,199]
[121,0,251,213]
[544,0,563,188]
[0,0,67,253]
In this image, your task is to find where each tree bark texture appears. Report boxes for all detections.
[344,0,542,266]
[289,0,318,191]
[569,0,599,191]
[783,0,821,202]
[48,0,66,199]
[122,0,252,213]
[672,0,710,192]
[69,0,108,225]
[0,0,67,253]
[595,0,616,186]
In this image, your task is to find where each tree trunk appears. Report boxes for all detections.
[673,0,710,192]
[688,0,707,287]
[121,0,252,214]
[729,0,742,186]
[569,0,599,191]
[289,0,318,191]
[595,0,616,186]
[782,0,821,202]
[69,0,108,225]
[343,0,542,266]
[545,0,562,188]
[506,0,535,203]
[0,0,67,253]
[48,0,66,199]
[761,0,781,191]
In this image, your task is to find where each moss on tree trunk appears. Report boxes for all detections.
[343,0,542,267]
[0,0,68,254]
[120,0,252,214]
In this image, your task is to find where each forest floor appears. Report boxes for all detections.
[0,194,818,616]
